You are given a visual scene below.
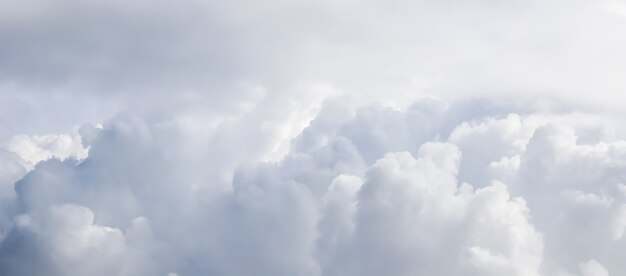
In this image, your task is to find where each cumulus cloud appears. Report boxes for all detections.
[0,132,85,238]
[0,96,624,275]
[2,0,626,275]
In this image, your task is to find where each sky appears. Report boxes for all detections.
[1,0,626,275]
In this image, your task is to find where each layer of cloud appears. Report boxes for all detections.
[0,97,625,275]
[3,0,626,142]
[2,0,626,275]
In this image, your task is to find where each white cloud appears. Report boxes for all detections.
[5,134,87,169]
[0,204,131,276]
[1,0,626,275]
[580,259,610,276]
[0,97,623,275]
[0,133,86,240]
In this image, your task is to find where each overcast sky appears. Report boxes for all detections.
[1,0,626,275]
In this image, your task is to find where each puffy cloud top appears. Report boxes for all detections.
[2,0,626,275]
[0,97,625,275]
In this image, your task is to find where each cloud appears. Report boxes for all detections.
[579,259,610,276]
[323,146,542,276]
[0,96,624,275]
[2,1,626,275]
[0,204,130,276]
[3,0,626,141]
[0,132,86,239]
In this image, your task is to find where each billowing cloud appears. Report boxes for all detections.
[0,97,624,275]
[2,0,626,275]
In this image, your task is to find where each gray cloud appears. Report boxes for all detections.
[2,0,626,135]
